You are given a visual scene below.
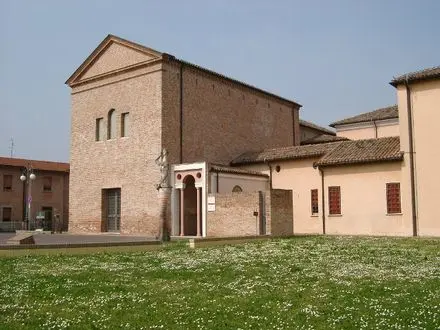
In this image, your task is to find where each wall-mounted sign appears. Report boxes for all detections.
[208,195,216,212]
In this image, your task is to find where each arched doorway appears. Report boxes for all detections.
[174,168,204,237]
[182,175,197,236]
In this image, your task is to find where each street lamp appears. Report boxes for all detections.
[20,167,36,230]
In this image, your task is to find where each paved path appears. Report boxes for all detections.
[0,232,156,246]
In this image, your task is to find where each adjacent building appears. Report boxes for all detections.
[0,157,69,232]
[330,105,399,140]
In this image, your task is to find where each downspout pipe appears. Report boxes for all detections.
[179,63,184,164]
[373,120,378,138]
[264,158,273,190]
[405,78,418,237]
[315,163,326,235]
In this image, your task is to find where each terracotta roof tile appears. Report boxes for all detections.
[209,164,268,177]
[390,66,440,87]
[330,105,398,127]
[315,136,402,167]
[231,142,342,165]
[301,134,349,145]
[299,119,335,136]
[0,157,69,173]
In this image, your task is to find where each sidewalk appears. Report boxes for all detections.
[0,232,156,246]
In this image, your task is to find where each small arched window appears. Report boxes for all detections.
[107,109,116,139]
[232,185,243,193]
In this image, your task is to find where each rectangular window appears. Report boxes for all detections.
[311,189,318,215]
[386,183,401,214]
[328,186,341,215]
[96,118,104,141]
[3,175,12,191]
[43,176,52,192]
[2,207,12,221]
[121,112,129,137]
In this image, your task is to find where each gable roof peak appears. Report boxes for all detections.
[65,34,163,86]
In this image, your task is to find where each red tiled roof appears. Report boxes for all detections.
[330,105,398,127]
[315,136,402,167]
[301,134,349,145]
[0,157,69,173]
[390,66,440,87]
[231,142,342,165]
[232,137,403,167]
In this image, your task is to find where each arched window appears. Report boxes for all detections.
[232,185,243,193]
[107,109,116,139]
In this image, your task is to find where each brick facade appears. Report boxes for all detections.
[67,35,301,235]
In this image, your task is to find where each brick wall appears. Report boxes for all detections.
[207,192,263,237]
[269,189,293,236]
[69,63,163,235]
[163,62,300,165]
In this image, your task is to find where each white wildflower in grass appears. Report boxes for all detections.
[0,236,439,329]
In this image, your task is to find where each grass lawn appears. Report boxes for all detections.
[0,236,439,329]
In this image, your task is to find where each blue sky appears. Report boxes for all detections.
[1,0,439,162]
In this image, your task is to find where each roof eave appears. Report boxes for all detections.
[167,57,302,108]
[390,74,440,88]
[316,156,404,168]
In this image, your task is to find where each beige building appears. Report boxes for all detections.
[234,137,407,236]
[331,105,399,140]
[392,67,440,236]
[0,157,69,232]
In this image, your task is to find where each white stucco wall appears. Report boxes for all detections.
[209,172,268,194]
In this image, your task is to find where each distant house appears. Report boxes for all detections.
[330,105,399,140]
[0,157,69,232]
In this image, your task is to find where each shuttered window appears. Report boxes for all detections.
[311,189,318,214]
[386,183,401,214]
[328,186,341,215]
